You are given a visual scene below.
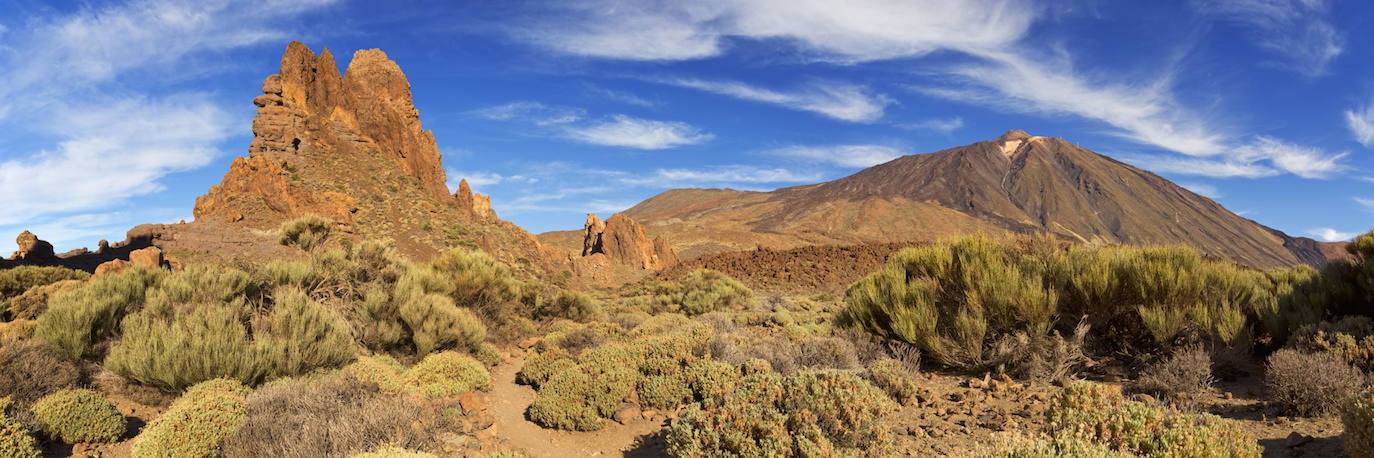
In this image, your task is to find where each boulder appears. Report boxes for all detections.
[580,213,678,270]
[94,259,130,275]
[128,246,164,270]
[11,230,55,261]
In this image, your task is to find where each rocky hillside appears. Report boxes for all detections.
[621,130,1339,268]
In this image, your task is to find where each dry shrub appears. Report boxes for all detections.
[1265,348,1363,416]
[131,378,250,457]
[222,375,450,457]
[402,352,491,397]
[278,214,332,251]
[1133,345,1214,405]
[988,322,1092,385]
[31,389,125,443]
[0,340,81,408]
[796,336,860,370]
[1289,316,1374,371]
[1046,381,1260,457]
[865,359,920,406]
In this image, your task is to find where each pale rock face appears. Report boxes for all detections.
[454,179,496,219]
[579,213,678,270]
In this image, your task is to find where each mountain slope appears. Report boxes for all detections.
[621,130,1335,268]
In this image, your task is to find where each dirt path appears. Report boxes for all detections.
[485,357,666,457]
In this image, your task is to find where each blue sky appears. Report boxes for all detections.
[1,0,1373,253]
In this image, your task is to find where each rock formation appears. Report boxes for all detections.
[183,42,559,270]
[580,213,678,270]
[0,230,170,273]
[11,231,55,261]
[620,130,1343,268]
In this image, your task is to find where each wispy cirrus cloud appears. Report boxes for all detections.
[656,78,892,122]
[1347,100,1374,149]
[1124,137,1347,179]
[1179,182,1222,199]
[768,144,905,168]
[1124,155,1278,179]
[1193,0,1344,77]
[472,101,711,150]
[1236,136,1347,179]
[898,117,965,133]
[1355,197,1374,212]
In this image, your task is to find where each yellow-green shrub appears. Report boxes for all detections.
[425,248,522,318]
[975,432,1132,458]
[1046,382,1260,457]
[865,358,919,406]
[255,287,357,376]
[1343,392,1374,458]
[342,355,407,394]
[0,399,39,458]
[35,267,160,359]
[0,266,88,310]
[665,370,897,457]
[526,366,606,431]
[278,214,332,251]
[638,374,692,410]
[7,279,82,321]
[516,348,575,388]
[398,292,485,355]
[31,389,124,443]
[647,269,753,316]
[131,378,249,458]
[403,352,491,397]
[350,446,438,458]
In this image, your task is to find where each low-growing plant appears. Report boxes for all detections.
[398,292,486,356]
[131,378,250,458]
[988,322,1093,385]
[403,352,491,397]
[637,374,693,410]
[279,214,333,251]
[31,389,125,443]
[350,446,438,458]
[642,269,753,316]
[516,349,576,388]
[1265,348,1363,416]
[1289,316,1374,371]
[1344,392,1374,458]
[0,400,40,458]
[7,279,82,321]
[0,266,88,311]
[342,355,407,394]
[1046,381,1260,457]
[526,366,606,431]
[425,248,522,319]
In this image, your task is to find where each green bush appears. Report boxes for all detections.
[842,236,1276,368]
[398,292,486,355]
[425,248,522,318]
[131,378,250,458]
[638,374,693,410]
[516,349,576,388]
[7,279,83,321]
[342,355,407,394]
[647,269,753,316]
[1045,382,1260,457]
[974,433,1131,457]
[31,389,125,443]
[1343,392,1374,458]
[0,266,88,311]
[36,267,160,359]
[1264,348,1363,416]
[403,352,491,397]
[535,290,604,322]
[665,369,897,457]
[278,214,332,251]
[106,283,354,391]
[0,400,40,458]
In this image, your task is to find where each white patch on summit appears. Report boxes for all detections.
[999,139,1024,157]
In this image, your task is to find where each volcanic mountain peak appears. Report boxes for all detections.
[621,130,1339,267]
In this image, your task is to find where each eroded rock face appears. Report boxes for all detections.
[580,213,677,270]
[193,41,447,228]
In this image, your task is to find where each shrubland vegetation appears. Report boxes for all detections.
[9,224,1374,455]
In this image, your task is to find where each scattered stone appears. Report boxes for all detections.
[129,246,164,269]
[613,405,641,425]
[459,392,485,414]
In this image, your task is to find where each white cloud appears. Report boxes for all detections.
[470,101,584,126]
[1195,0,1344,77]
[769,144,905,168]
[1355,197,1374,212]
[584,84,656,108]
[1125,155,1279,179]
[563,115,712,150]
[1309,227,1355,242]
[445,169,508,192]
[1236,136,1347,179]
[0,95,233,227]
[899,117,965,133]
[1347,100,1374,149]
[522,0,1035,63]
[627,166,823,187]
[659,78,891,122]
[1179,182,1222,199]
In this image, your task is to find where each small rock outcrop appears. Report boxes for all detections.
[580,213,678,270]
[453,179,495,219]
[12,230,55,261]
